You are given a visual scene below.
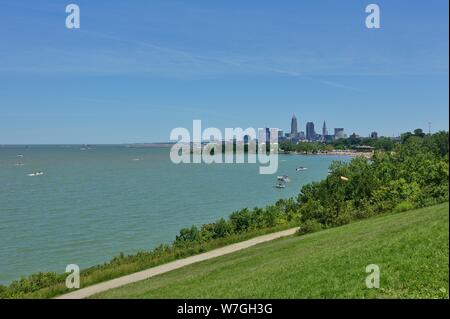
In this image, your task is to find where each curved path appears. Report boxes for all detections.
[56,227,299,299]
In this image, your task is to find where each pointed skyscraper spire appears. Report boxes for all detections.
[291,114,298,135]
[322,121,328,136]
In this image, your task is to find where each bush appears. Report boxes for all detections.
[333,210,352,227]
[299,199,326,224]
[3,272,63,298]
[229,208,254,233]
[350,200,375,220]
[212,218,233,238]
[393,201,415,213]
[297,220,324,235]
[174,226,201,245]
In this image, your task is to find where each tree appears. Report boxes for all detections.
[212,218,233,238]
[401,132,413,143]
[175,225,201,244]
[414,128,426,138]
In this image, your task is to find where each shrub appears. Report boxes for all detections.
[229,208,253,233]
[299,199,326,224]
[297,220,324,235]
[350,200,375,220]
[333,209,352,227]
[393,201,415,214]
[174,226,201,245]
[199,223,215,242]
[212,218,233,239]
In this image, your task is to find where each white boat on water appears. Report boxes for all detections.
[275,182,286,189]
[296,166,307,171]
[277,175,290,182]
[27,172,44,177]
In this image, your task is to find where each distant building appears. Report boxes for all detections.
[278,130,284,140]
[270,128,279,143]
[258,128,266,143]
[323,135,334,143]
[371,131,378,139]
[322,121,328,136]
[334,128,345,139]
[291,115,298,135]
[299,131,306,140]
[306,122,315,141]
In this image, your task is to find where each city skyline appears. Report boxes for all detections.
[281,114,373,143]
[0,1,448,144]
[0,113,442,145]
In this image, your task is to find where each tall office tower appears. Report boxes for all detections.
[291,114,298,135]
[322,121,328,136]
[306,122,315,141]
[334,128,345,139]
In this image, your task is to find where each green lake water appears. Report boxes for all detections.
[0,145,350,284]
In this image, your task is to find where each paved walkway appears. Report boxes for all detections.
[56,227,299,299]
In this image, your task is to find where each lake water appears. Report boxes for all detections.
[0,145,350,284]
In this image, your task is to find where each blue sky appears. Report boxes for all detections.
[0,0,448,144]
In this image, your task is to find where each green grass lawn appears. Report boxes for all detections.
[93,203,449,299]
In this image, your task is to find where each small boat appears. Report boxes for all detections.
[277,175,290,182]
[275,182,286,189]
[296,166,307,171]
[14,163,25,166]
[27,171,44,177]
[17,154,24,157]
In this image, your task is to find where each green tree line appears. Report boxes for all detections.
[279,135,399,153]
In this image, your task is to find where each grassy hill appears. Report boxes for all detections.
[92,203,449,299]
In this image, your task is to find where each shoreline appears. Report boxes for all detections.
[280,150,374,158]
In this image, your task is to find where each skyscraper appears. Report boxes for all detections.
[322,121,328,136]
[278,129,284,141]
[306,122,315,141]
[291,114,298,135]
[334,128,345,139]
